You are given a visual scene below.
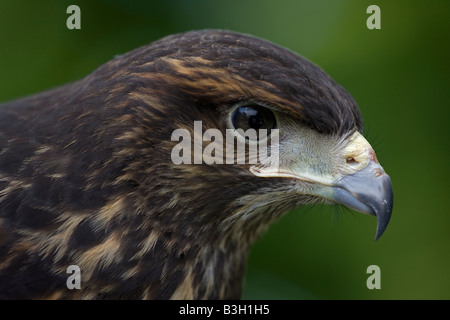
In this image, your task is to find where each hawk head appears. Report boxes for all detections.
[0,30,393,299]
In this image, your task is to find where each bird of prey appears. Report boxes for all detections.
[0,30,393,299]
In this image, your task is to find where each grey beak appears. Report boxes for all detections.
[333,161,394,241]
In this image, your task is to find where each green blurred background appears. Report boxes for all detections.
[0,0,448,299]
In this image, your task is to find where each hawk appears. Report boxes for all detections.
[0,30,393,299]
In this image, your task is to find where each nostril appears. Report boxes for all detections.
[346,157,358,164]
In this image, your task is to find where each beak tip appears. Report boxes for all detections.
[376,176,393,241]
[374,217,390,241]
[374,190,393,241]
[332,161,394,241]
[374,213,393,241]
[374,227,385,241]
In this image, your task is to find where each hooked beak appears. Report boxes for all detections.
[331,161,393,240]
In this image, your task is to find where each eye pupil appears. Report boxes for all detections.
[231,105,276,141]
[248,113,263,129]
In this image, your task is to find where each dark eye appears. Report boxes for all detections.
[231,105,277,140]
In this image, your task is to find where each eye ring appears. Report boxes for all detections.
[229,103,277,142]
